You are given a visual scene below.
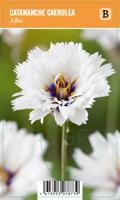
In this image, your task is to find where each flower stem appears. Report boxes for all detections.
[61,122,68,180]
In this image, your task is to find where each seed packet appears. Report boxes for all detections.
[0,1,119,200]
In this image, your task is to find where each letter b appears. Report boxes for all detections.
[99,8,112,20]
[103,10,109,18]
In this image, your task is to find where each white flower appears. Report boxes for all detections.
[12,42,114,126]
[71,131,120,200]
[82,28,120,50]
[0,28,25,46]
[0,120,51,199]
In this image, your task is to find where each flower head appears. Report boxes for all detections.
[71,131,120,200]
[82,28,120,50]
[0,121,51,199]
[12,42,114,126]
[0,28,25,46]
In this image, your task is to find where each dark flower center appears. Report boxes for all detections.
[0,166,15,186]
[46,74,77,101]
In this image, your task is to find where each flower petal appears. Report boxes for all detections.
[69,109,88,125]
[89,131,109,158]
[29,109,50,124]
[59,106,75,120]
[54,109,66,126]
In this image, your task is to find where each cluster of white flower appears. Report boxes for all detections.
[0,121,51,199]
[71,131,120,200]
[82,28,120,50]
[0,40,116,200]
[0,29,25,46]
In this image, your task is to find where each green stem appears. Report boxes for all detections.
[61,122,68,180]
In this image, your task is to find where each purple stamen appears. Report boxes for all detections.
[49,83,56,97]
[4,167,15,186]
[70,85,76,93]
